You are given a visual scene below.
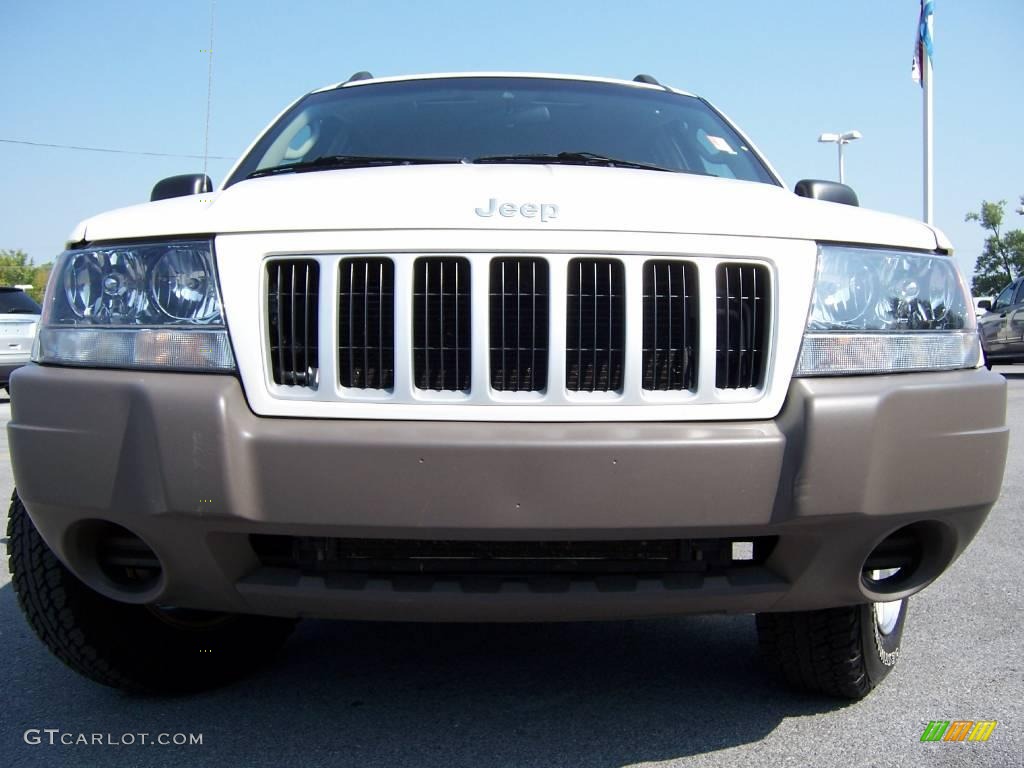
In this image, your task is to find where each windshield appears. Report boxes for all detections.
[0,289,41,314]
[225,77,778,187]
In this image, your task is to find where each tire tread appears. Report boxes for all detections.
[756,607,874,699]
[7,493,142,690]
[7,493,295,693]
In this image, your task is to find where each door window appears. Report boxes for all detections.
[992,282,1017,310]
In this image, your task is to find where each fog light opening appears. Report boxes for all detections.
[93,523,163,593]
[861,523,937,594]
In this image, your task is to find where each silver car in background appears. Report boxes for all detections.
[0,287,41,392]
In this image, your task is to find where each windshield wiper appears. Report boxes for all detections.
[247,155,460,179]
[3,309,39,315]
[470,151,708,175]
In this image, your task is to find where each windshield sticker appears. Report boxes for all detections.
[706,135,737,155]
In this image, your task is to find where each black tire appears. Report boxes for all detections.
[7,492,296,694]
[755,599,907,700]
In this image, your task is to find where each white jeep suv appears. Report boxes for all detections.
[7,72,1007,698]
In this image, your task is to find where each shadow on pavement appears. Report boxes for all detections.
[1,580,844,768]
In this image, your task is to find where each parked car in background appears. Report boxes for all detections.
[0,287,41,392]
[979,278,1024,366]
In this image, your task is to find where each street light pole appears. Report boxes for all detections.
[818,130,862,185]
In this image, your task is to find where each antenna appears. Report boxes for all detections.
[201,0,216,190]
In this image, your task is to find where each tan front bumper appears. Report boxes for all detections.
[8,364,1008,620]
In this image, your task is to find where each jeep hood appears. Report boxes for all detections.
[71,164,941,251]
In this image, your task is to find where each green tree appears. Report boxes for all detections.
[0,248,38,287]
[32,263,53,295]
[0,249,52,296]
[966,198,1024,296]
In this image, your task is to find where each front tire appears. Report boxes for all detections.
[7,492,296,694]
[755,598,907,700]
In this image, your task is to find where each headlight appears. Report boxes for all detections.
[33,240,235,372]
[795,245,979,376]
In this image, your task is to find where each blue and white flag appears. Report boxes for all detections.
[912,0,935,86]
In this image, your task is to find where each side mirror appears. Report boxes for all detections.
[978,299,992,311]
[794,179,859,207]
[151,174,213,202]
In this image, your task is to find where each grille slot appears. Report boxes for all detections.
[716,264,769,389]
[267,259,319,387]
[489,258,549,392]
[250,535,778,576]
[413,257,471,391]
[338,258,395,389]
[566,259,625,392]
[643,261,698,391]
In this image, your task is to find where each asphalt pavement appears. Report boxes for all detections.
[1,371,1021,768]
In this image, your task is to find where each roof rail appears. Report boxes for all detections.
[345,71,374,84]
[633,74,661,86]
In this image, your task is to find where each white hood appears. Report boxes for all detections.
[72,164,941,251]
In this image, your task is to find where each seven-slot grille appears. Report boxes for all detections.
[413,257,471,391]
[265,256,772,400]
[566,258,626,392]
[716,264,769,389]
[267,259,319,387]
[642,261,699,391]
[489,258,549,392]
[338,258,395,390]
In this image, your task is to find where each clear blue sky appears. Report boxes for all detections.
[2,1,1021,281]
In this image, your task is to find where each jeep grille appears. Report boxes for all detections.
[262,254,772,407]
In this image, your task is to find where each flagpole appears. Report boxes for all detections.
[922,6,934,224]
